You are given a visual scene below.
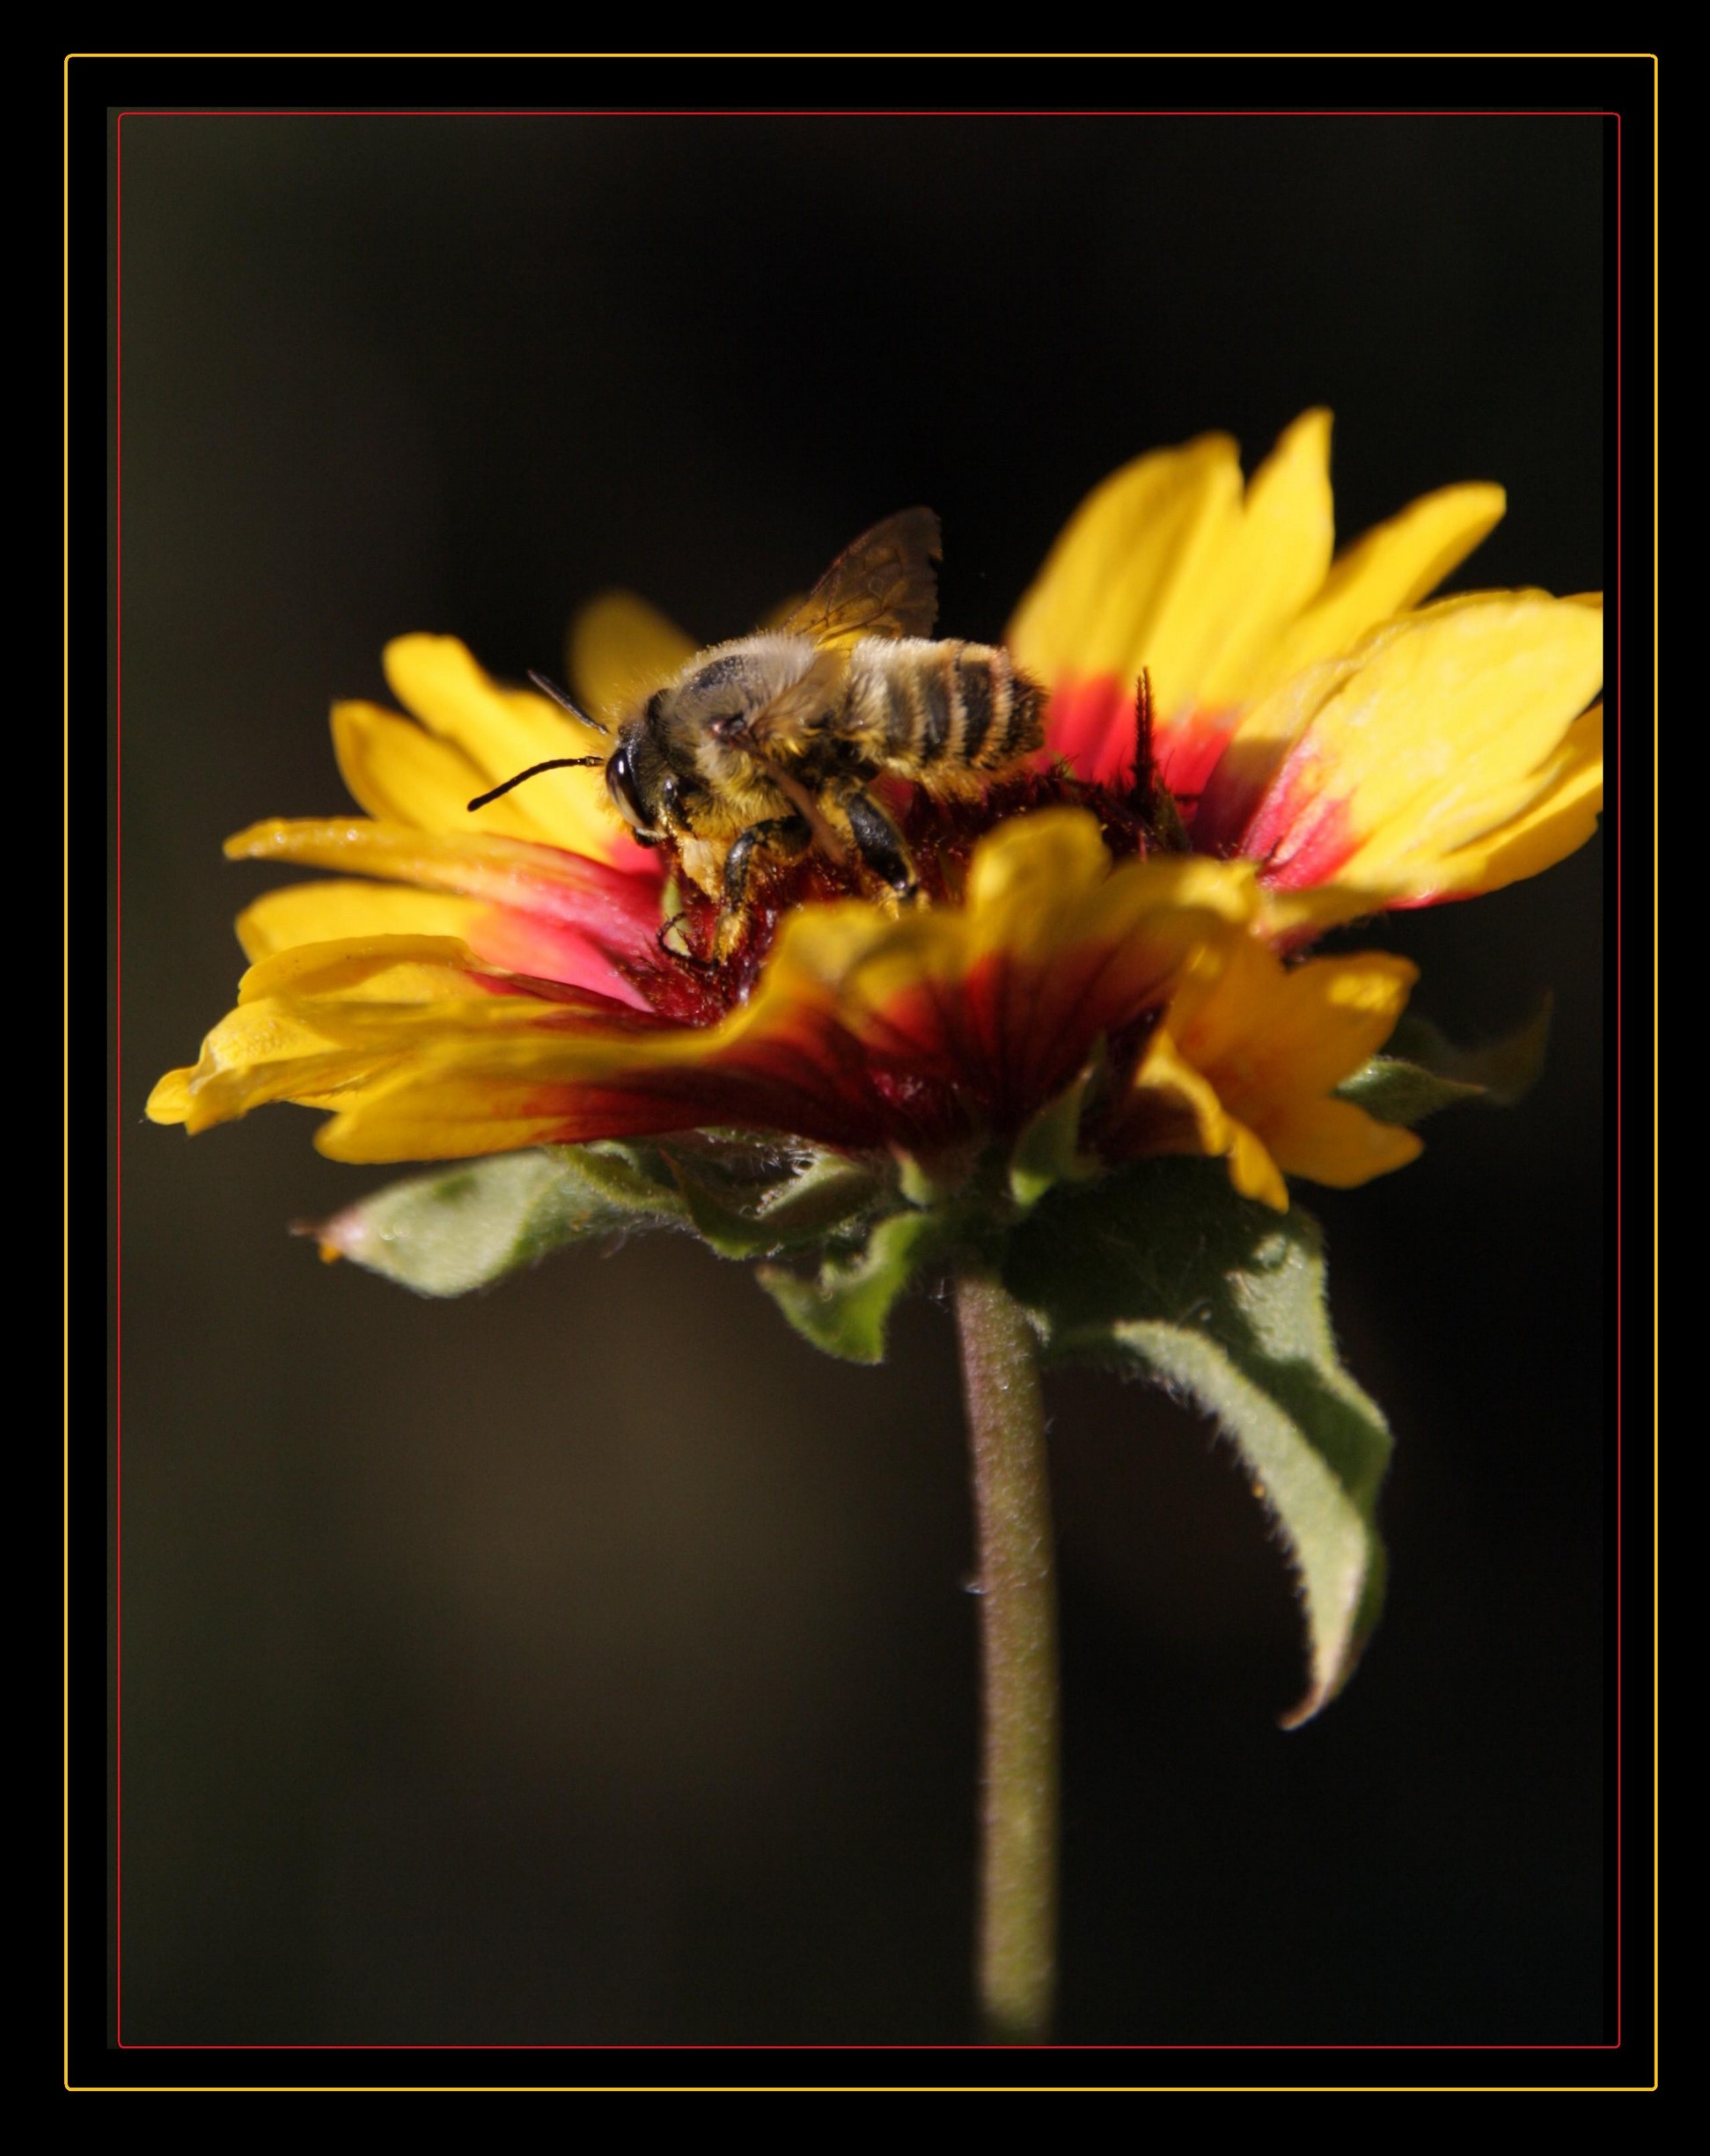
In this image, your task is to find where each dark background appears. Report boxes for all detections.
[114,105,1607,2049]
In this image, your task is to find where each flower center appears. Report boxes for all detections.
[618,759,1184,1026]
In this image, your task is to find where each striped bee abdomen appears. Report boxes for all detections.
[849,637,1046,786]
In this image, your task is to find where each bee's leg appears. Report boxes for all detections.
[722,813,812,916]
[838,786,917,898]
[713,815,815,957]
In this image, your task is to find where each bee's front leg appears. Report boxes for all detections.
[723,813,813,911]
[715,813,813,957]
[837,786,917,899]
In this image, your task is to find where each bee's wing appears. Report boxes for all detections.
[777,508,942,649]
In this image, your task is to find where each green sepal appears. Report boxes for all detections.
[757,1207,948,1365]
[1339,995,1552,1126]
[1002,1157,1392,1725]
[893,1140,986,1211]
[315,1141,686,1297]
[1335,1057,1486,1126]
[1008,1061,1103,1211]
[1389,994,1553,1103]
[670,1147,888,1259]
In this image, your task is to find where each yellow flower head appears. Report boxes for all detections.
[150,414,1602,1213]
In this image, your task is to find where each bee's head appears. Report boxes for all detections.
[610,706,718,847]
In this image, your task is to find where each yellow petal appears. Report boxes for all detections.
[1127,1025,1288,1211]
[1398,703,1604,903]
[1260,1096,1423,1188]
[224,818,663,949]
[145,1067,194,1124]
[1191,409,1336,709]
[1006,429,1244,711]
[1172,942,1420,1100]
[1122,935,1420,1205]
[1318,594,1604,889]
[782,810,1259,1050]
[381,634,620,860]
[1203,592,1604,893]
[152,935,653,1140]
[567,590,699,724]
[1009,414,1335,729]
[230,940,652,1038]
[332,700,568,847]
[957,807,1259,963]
[1134,1023,1233,1155]
[148,996,415,1133]
[1222,1119,1295,1210]
[234,935,490,1006]
[318,1093,577,1162]
[1253,480,1507,694]
[236,879,483,962]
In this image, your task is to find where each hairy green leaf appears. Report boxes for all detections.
[1003,1158,1391,1723]
[314,1141,686,1296]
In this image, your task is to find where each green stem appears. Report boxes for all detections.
[953,1263,1060,2045]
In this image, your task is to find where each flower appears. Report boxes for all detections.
[1009,409,1604,912]
[148,414,1603,1214]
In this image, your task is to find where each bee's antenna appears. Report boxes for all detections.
[467,757,606,812]
[527,669,609,736]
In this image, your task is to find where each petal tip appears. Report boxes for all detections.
[144,1070,193,1125]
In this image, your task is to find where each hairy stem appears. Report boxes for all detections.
[953,1264,1060,2044]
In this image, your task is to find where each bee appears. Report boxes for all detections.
[470,510,1046,942]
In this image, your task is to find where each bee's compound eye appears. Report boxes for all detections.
[605,742,656,834]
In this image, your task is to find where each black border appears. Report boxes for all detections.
[77,48,1656,2094]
